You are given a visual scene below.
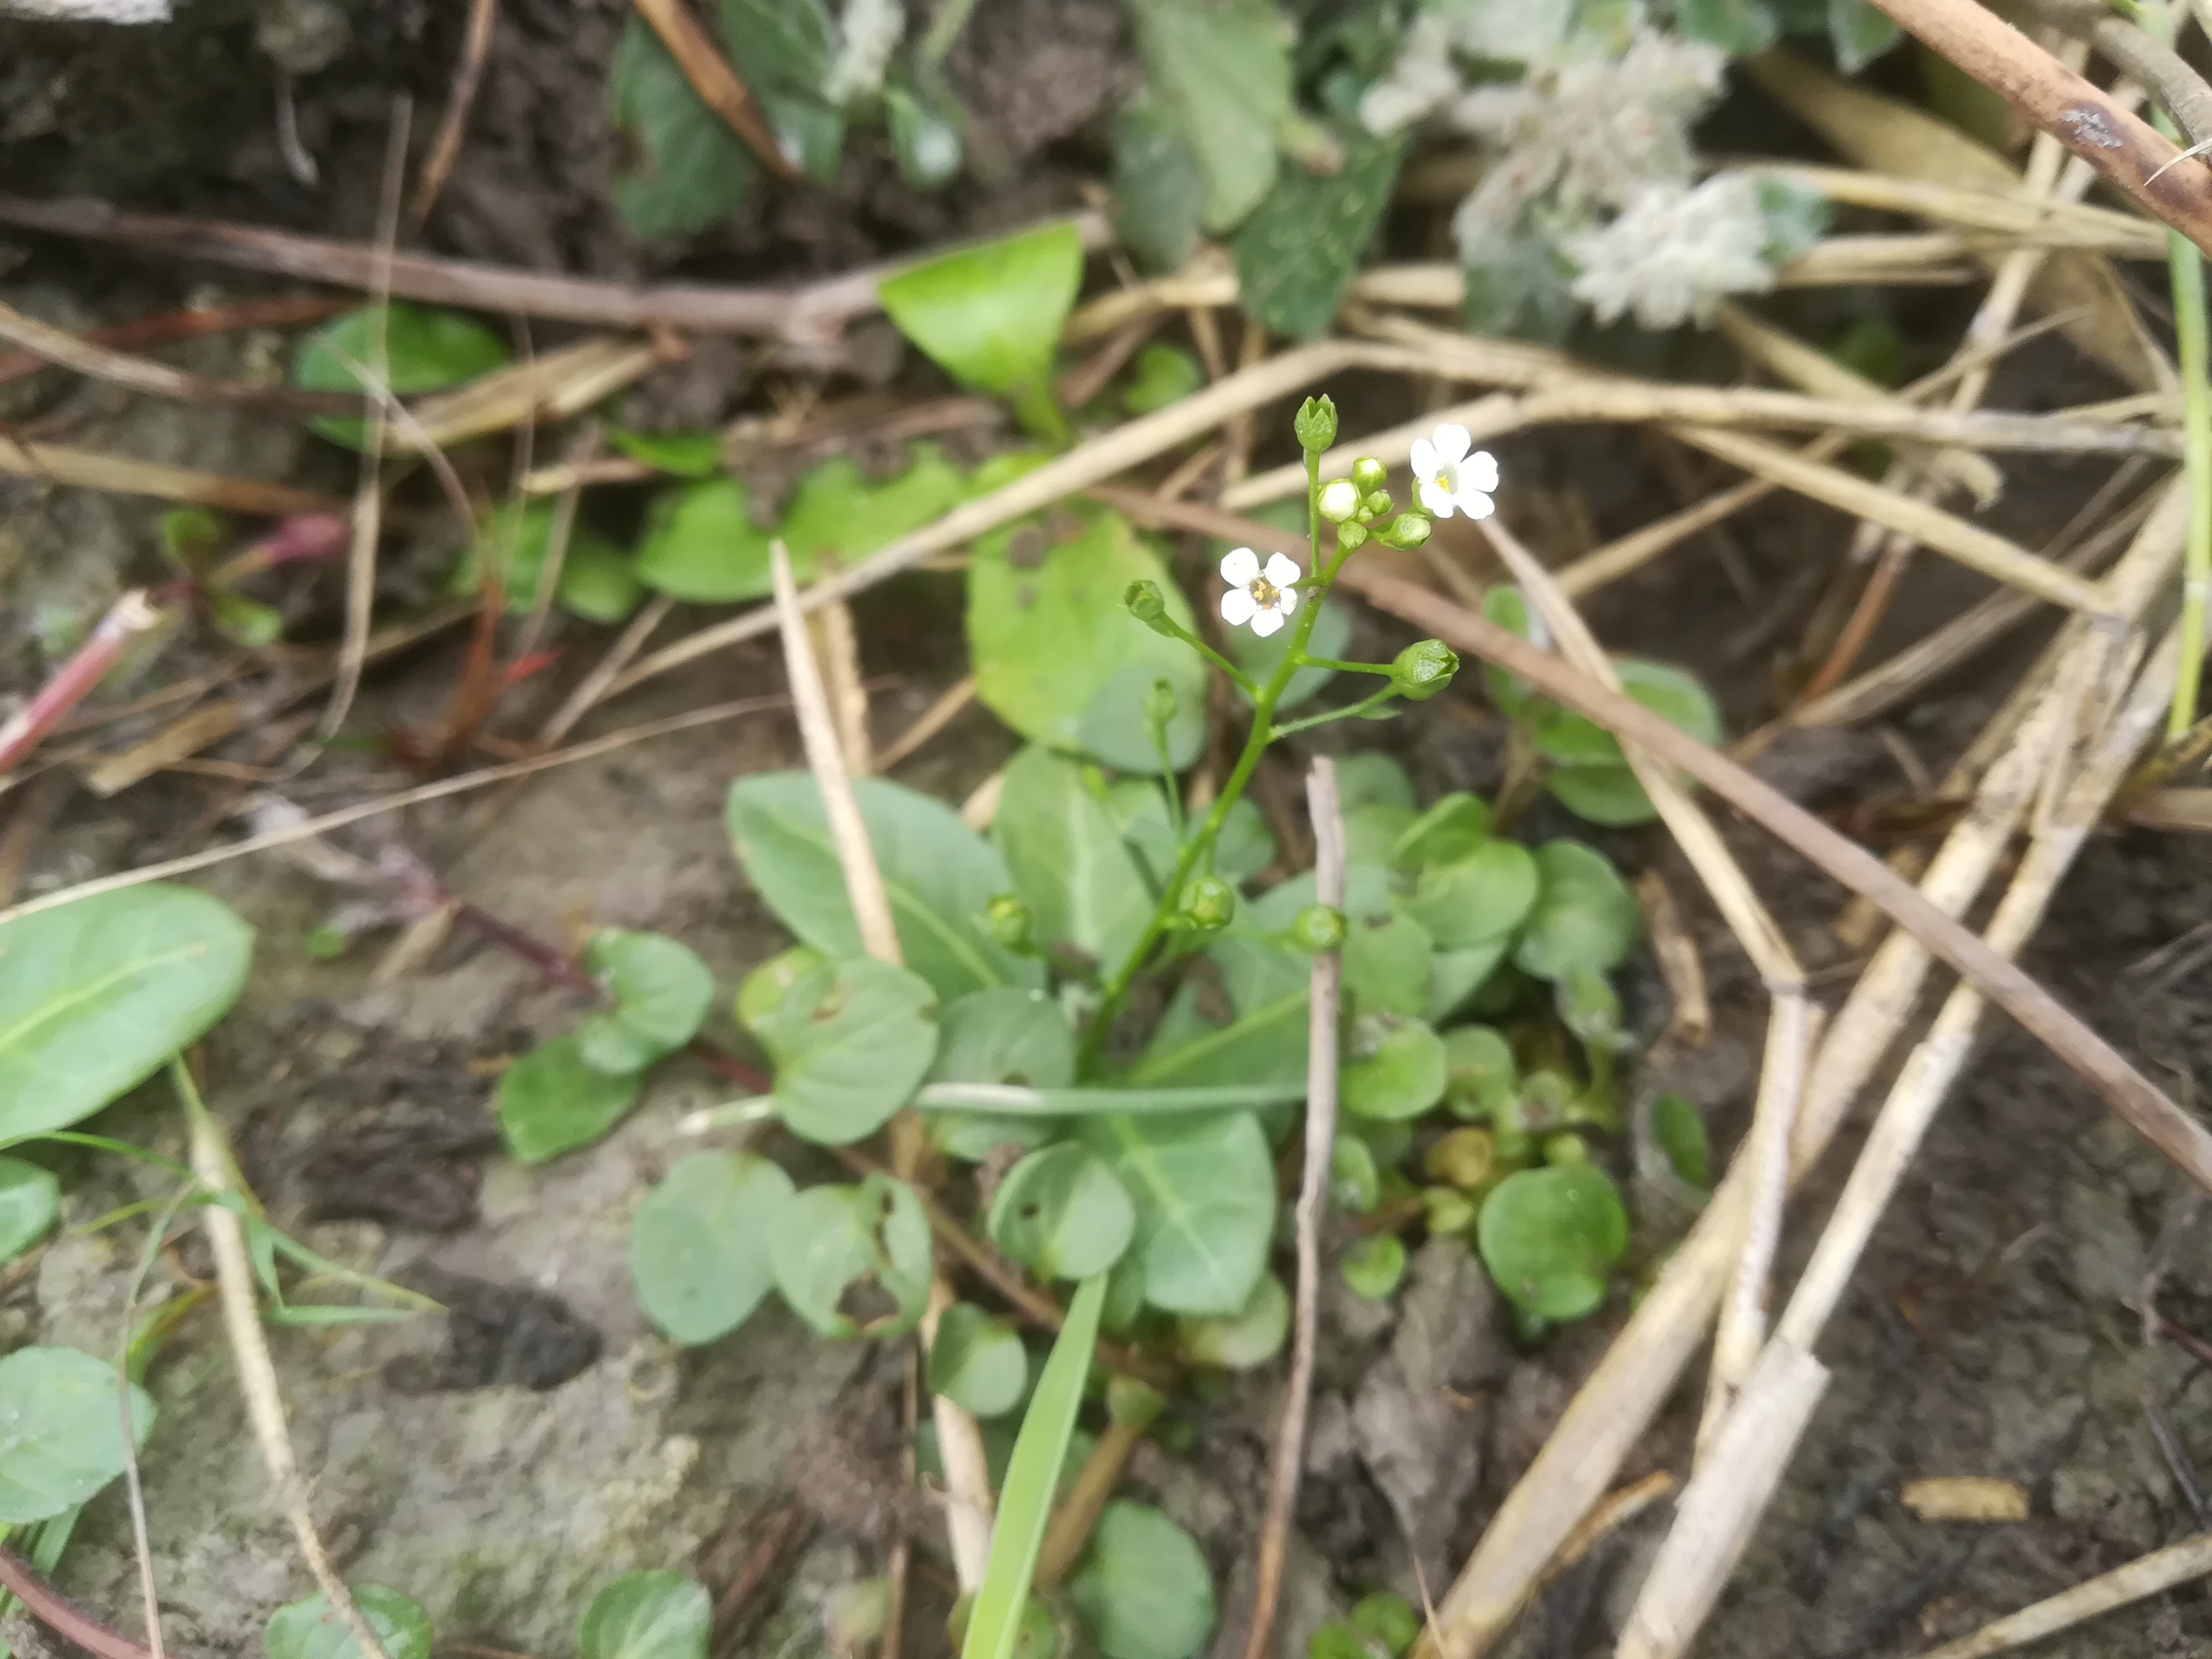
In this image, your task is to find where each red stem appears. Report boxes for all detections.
[0,1548,152,1659]
[0,591,165,777]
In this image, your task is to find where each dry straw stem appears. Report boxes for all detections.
[875,676,977,772]
[0,433,340,515]
[0,194,1108,342]
[1735,161,2169,257]
[630,0,799,181]
[1618,620,2187,1659]
[1918,1529,2212,1658]
[0,295,358,416]
[1241,757,1345,1659]
[1634,872,1711,1046]
[396,337,661,452]
[767,540,994,1594]
[184,1099,391,1659]
[2013,0,2212,147]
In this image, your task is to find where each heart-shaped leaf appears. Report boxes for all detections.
[1340,1014,1448,1122]
[995,747,1152,975]
[576,930,715,1074]
[927,1303,1029,1418]
[729,773,1039,1002]
[1069,1501,1218,1659]
[265,1587,433,1659]
[1080,1111,1273,1315]
[878,222,1083,433]
[0,885,254,1141]
[578,1570,711,1659]
[607,18,755,240]
[0,1157,59,1261]
[0,1347,156,1523]
[495,1036,642,1164]
[1477,1162,1629,1321]
[294,304,510,450]
[987,1142,1137,1281]
[1341,1234,1407,1301]
[630,1151,795,1346]
[770,1174,932,1338]
[1513,841,1640,982]
[924,988,1075,1161]
[755,957,938,1146]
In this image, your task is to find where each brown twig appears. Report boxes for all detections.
[0,1550,150,1659]
[0,433,340,514]
[1858,0,2212,250]
[707,1502,812,1656]
[1917,1529,2212,1658]
[1242,757,1345,1659]
[2014,0,2212,147]
[410,0,499,228]
[0,294,347,389]
[0,296,360,416]
[630,0,799,181]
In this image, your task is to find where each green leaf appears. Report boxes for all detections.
[1756,175,1834,265]
[887,83,964,188]
[928,1304,1030,1418]
[925,989,1076,1160]
[1351,1593,1420,1659]
[1650,1092,1711,1190]
[715,0,844,181]
[1080,1111,1273,1315]
[265,1587,433,1659]
[1829,0,1901,70]
[729,772,1040,1002]
[1231,129,1404,339]
[294,303,511,450]
[756,957,940,1146]
[1513,841,1640,982]
[1390,794,1492,871]
[635,478,773,602]
[1425,940,1510,1026]
[1126,0,1292,232]
[208,590,285,648]
[605,425,723,477]
[1401,839,1538,951]
[988,1142,1137,1281]
[1340,1014,1447,1122]
[0,886,254,1141]
[1533,659,1721,827]
[735,945,827,1034]
[1334,754,1416,814]
[961,1273,1108,1659]
[778,446,971,569]
[1341,1233,1407,1300]
[967,507,1208,772]
[1544,765,1657,828]
[0,1347,156,1523]
[494,1036,642,1164]
[1674,0,1779,55]
[996,747,1152,974]
[1107,785,1272,893]
[460,500,643,626]
[1111,99,1206,273]
[630,1151,794,1346]
[1177,1271,1287,1369]
[1476,1163,1628,1321]
[1331,1134,1380,1213]
[578,1570,711,1659]
[878,223,1084,433]
[770,1174,933,1338]
[607,19,755,240]
[1342,912,1432,1018]
[0,1156,59,1261]
[1069,1502,1218,1659]
[1132,945,1308,1092]
[576,930,715,1074]
[1122,344,1203,416]
[159,508,221,577]
[1442,1026,1517,1122]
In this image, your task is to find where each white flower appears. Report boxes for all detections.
[1318,479,1362,524]
[1220,547,1301,639]
[1409,425,1499,521]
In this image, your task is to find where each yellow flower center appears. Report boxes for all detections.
[1248,577,1280,609]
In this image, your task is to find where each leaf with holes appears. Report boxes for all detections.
[0,1347,156,1523]
[265,1587,433,1659]
[987,1142,1136,1282]
[578,1570,711,1659]
[770,1174,932,1338]
[630,1151,794,1346]
[1079,1111,1272,1315]
[755,957,938,1146]
[575,930,715,1075]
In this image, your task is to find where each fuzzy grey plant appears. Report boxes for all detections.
[823,0,905,107]
[1564,172,1778,329]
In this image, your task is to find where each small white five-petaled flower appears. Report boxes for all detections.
[1220,547,1301,638]
[1410,423,1499,520]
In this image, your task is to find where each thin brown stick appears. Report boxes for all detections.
[1916,1529,2212,1658]
[0,1551,150,1659]
[409,0,499,227]
[1243,757,1344,1659]
[631,0,799,181]
[2016,0,2212,145]
[0,433,340,514]
[875,677,977,771]
[0,296,358,416]
[1859,0,2212,249]
[0,294,348,389]
[1035,1417,1150,1589]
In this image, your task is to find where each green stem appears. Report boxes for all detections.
[1299,656,1395,677]
[1272,685,1402,737]
[1148,614,1256,698]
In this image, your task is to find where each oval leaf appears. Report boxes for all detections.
[756,957,938,1146]
[630,1151,795,1346]
[1341,1234,1407,1301]
[0,1156,60,1261]
[1178,1271,1287,1369]
[294,304,510,450]
[927,1303,1029,1418]
[0,1346,157,1523]
[995,747,1152,975]
[1513,841,1641,982]
[1069,1501,1218,1659]
[578,1570,711,1659]
[265,1587,433,1659]
[769,1174,932,1338]
[1402,839,1538,951]
[877,222,1083,421]
[987,1142,1137,1282]
[577,930,715,1074]
[925,988,1075,1161]
[1340,1015,1447,1122]
[1080,1112,1273,1315]
[1477,1163,1629,1321]
[495,1036,642,1165]
[1342,912,1432,1019]
[0,885,254,1141]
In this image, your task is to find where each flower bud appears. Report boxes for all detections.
[1377,511,1432,550]
[1351,456,1388,494]
[1423,1126,1496,1192]
[1123,578,1169,626]
[1422,1186,1478,1236]
[1178,874,1236,932]
[1335,521,1370,552]
[1318,479,1362,523]
[1142,677,1178,729]
[1289,903,1347,954]
[981,892,1032,950]
[1294,395,1338,453]
[1390,639,1459,700]
[1362,491,1394,521]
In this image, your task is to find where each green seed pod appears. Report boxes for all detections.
[1179,874,1236,932]
[1295,394,1339,452]
[1377,512,1432,550]
[981,892,1032,950]
[1289,902,1348,954]
[1143,677,1179,728]
[1391,639,1459,700]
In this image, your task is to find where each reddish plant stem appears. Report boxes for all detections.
[0,1548,153,1659]
[0,591,163,778]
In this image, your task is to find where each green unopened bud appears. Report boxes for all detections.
[981,892,1032,950]
[1378,512,1432,550]
[1143,677,1178,729]
[1123,579,1173,633]
[1106,1373,1167,1429]
[1295,395,1338,453]
[1391,639,1459,700]
[1318,479,1362,523]
[1422,1186,1479,1236]
[1423,1126,1496,1192]
[1336,520,1370,552]
[1351,456,1388,494]
[1289,902,1347,954]
[1179,874,1235,932]
[1361,489,1394,519]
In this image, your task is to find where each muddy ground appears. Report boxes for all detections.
[5,5,2212,1658]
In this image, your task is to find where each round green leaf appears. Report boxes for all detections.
[635,477,772,602]
[770,1174,932,1338]
[577,930,716,1074]
[925,988,1075,1160]
[495,1036,642,1165]
[1513,841,1641,982]
[1342,912,1432,1019]
[578,1570,711,1659]
[1341,1234,1407,1301]
[0,1157,60,1261]
[1178,1271,1287,1369]
[1330,1134,1380,1214]
[630,1151,795,1346]
[1340,1015,1447,1122]
[1425,940,1509,1026]
[0,1346,157,1523]
[1334,753,1416,814]
[265,1587,432,1659]
[1070,1501,1218,1659]
[294,303,510,449]
[1389,793,1492,871]
[735,945,827,1034]
[756,957,938,1146]
[458,500,642,625]
[1402,839,1538,951]
[1650,1092,1711,1190]
[1476,1163,1629,1321]
[1442,1026,1518,1122]
[1080,1111,1274,1315]
[927,1303,1029,1417]
[988,1142,1137,1281]
[1545,764,1657,828]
